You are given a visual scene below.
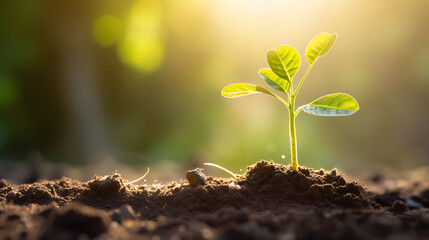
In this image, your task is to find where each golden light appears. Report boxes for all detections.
[92,14,123,47]
[118,0,165,73]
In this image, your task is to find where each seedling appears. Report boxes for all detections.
[221,33,359,172]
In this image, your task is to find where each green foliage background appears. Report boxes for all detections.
[0,0,428,174]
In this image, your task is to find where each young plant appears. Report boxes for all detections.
[221,32,359,172]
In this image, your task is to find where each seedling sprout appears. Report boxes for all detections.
[127,167,150,185]
[221,33,359,172]
[204,162,237,178]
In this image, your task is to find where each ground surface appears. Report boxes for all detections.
[1,160,429,240]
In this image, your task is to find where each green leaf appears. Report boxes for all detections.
[300,93,359,116]
[306,32,337,64]
[267,45,300,81]
[258,68,291,94]
[221,83,275,98]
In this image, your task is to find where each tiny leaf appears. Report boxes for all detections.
[300,93,359,116]
[221,83,275,98]
[258,68,291,94]
[267,45,300,81]
[306,32,337,64]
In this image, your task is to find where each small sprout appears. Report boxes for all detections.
[221,32,359,172]
[127,167,150,185]
[204,163,237,178]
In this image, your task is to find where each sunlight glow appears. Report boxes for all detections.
[118,0,165,73]
[92,15,122,47]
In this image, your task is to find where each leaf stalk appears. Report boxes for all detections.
[293,59,317,97]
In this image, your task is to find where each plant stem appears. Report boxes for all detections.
[288,61,318,171]
[294,60,317,97]
[289,96,298,171]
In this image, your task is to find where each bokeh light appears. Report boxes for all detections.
[0,74,19,110]
[118,0,165,73]
[92,15,123,47]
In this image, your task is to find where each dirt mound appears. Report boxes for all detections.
[236,160,372,208]
[73,160,375,217]
[0,160,375,222]
[3,177,84,205]
[1,160,428,239]
[87,173,127,195]
[2,161,373,213]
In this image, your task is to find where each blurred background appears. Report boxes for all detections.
[0,0,428,182]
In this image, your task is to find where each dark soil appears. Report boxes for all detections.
[1,160,428,240]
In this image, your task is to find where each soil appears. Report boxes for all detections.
[0,160,428,240]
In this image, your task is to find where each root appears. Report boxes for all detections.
[204,163,237,178]
[127,167,150,184]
